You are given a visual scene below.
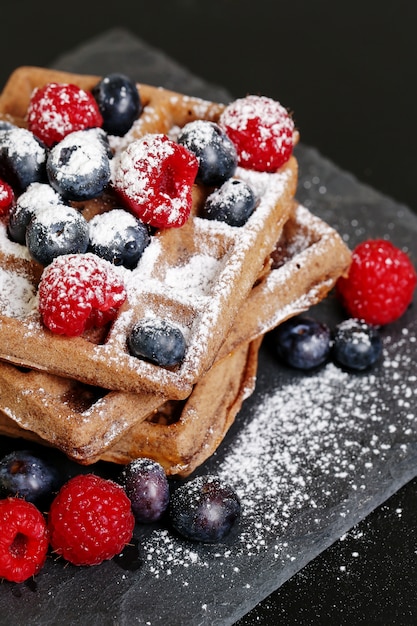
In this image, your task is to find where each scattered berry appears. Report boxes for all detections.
[336,239,417,325]
[119,458,170,523]
[112,133,199,228]
[88,208,150,269]
[0,178,14,214]
[27,82,103,147]
[273,315,331,370]
[0,498,49,583]
[92,73,142,136]
[38,253,127,336]
[169,475,241,543]
[0,450,61,507]
[219,95,294,172]
[128,318,186,367]
[48,474,134,566]
[177,120,237,186]
[7,182,64,244]
[0,126,47,192]
[332,318,383,371]
[200,178,257,226]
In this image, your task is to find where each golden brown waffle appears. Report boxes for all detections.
[0,66,297,399]
[0,205,351,472]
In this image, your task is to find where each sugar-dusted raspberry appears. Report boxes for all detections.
[0,178,14,214]
[38,253,127,336]
[48,474,135,566]
[219,95,295,172]
[0,497,49,583]
[27,82,103,147]
[336,239,416,325]
[112,133,199,228]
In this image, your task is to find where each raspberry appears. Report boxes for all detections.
[219,95,295,172]
[38,253,127,336]
[0,498,49,583]
[48,474,135,566]
[27,82,103,147]
[0,178,14,214]
[113,133,199,228]
[336,239,416,325]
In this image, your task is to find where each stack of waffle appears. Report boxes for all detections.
[0,67,351,476]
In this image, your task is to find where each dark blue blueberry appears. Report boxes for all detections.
[119,458,169,523]
[333,318,383,371]
[201,178,257,226]
[88,208,150,269]
[273,315,331,370]
[177,120,237,187]
[0,127,47,192]
[92,73,142,136]
[169,475,241,543]
[26,204,89,265]
[0,449,61,507]
[46,128,111,201]
[128,319,186,367]
[7,182,65,244]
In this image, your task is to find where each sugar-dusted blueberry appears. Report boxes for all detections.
[0,126,47,192]
[169,475,241,543]
[177,120,237,187]
[119,458,170,523]
[7,182,65,244]
[88,208,150,269]
[92,73,142,136]
[200,178,257,227]
[0,449,62,507]
[46,128,111,201]
[128,319,186,367]
[273,315,331,370]
[26,204,89,266]
[333,318,383,371]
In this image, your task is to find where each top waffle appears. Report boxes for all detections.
[0,67,298,399]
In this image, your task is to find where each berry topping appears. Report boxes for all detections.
[0,450,61,507]
[112,133,199,228]
[336,239,417,325]
[0,126,47,192]
[128,318,187,367]
[272,315,331,370]
[88,208,150,269]
[27,82,103,147]
[92,73,142,136]
[219,95,295,172]
[0,178,14,214]
[7,182,64,245]
[46,128,111,201]
[333,318,383,371]
[169,475,241,543]
[0,498,49,583]
[177,120,237,186]
[119,458,170,523]
[200,178,257,226]
[48,474,134,566]
[38,253,127,336]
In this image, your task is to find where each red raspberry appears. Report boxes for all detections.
[0,178,14,214]
[113,133,199,228]
[38,253,127,336]
[27,82,103,147]
[48,474,135,566]
[219,95,295,172]
[0,498,49,583]
[336,239,416,325]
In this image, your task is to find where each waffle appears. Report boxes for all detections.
[0,204,351,472]
[0,66,298,400]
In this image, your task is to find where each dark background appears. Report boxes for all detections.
[2,1,417,624]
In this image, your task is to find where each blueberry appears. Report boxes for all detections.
[7,182,65,244]
[177,120,237,187]
[273,315,331,370]
[92,73,142,136]
[46,128,111,201]
[128,319,186,367]
[169,475,241,543]
[88,208,150,269]
[333,318,383,371]
[26,204,89,265]
[0,449,61,507]
[0,126,47,192]
[119,458,169,523]
[201,178,257,226]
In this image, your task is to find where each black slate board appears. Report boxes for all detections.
[0,29,416,626]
